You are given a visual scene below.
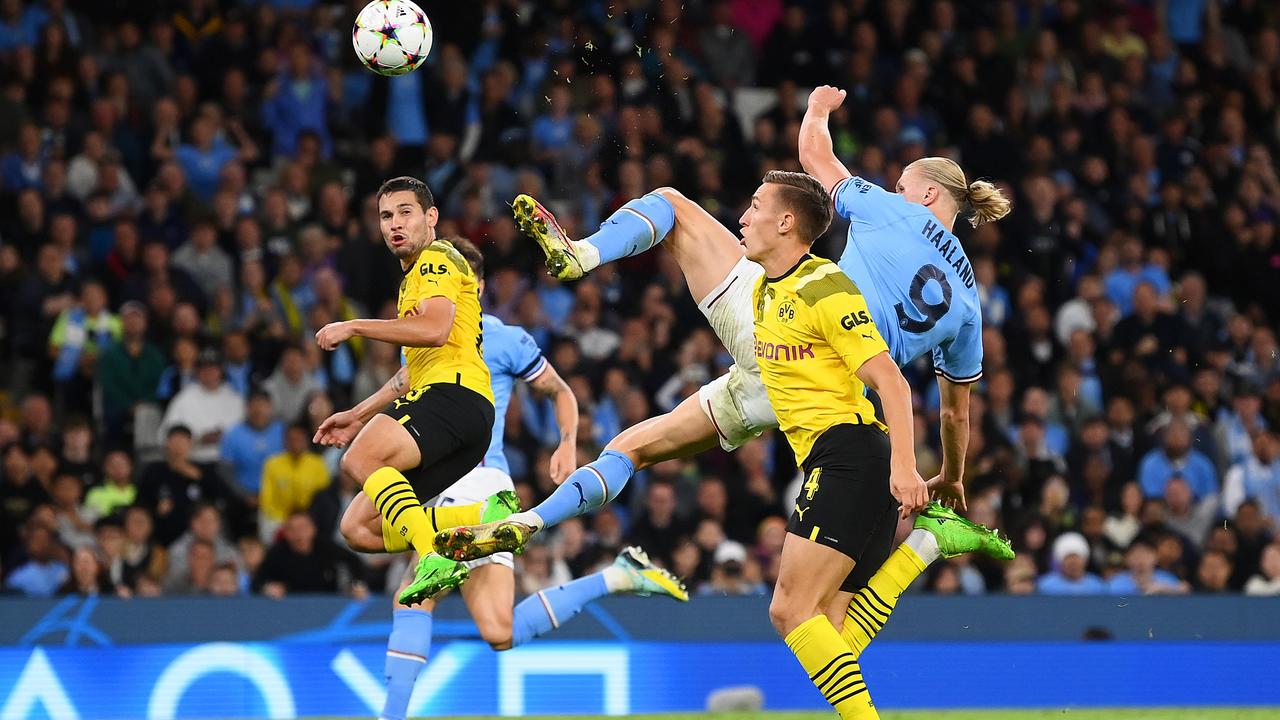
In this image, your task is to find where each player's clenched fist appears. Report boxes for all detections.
[807,85,847,114]
[315,321,355,350]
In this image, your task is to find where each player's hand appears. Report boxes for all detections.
[548,441,575,485]
[314,410,362,448]
[807,85,847,115]
[890,467,929,519]
[926,473,967,512]
[315,321,355,351]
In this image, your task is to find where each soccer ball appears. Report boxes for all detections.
[352,0,433,77]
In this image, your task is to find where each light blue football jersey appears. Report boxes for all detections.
[400,314,546,475]
[478,314,547,474]
[832,176,984,383]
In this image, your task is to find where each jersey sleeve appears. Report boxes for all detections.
[810,290,891,376]
[510,327,548,381]
[407,247,465,306]
[831,175,913,229]
[931,313,984,383]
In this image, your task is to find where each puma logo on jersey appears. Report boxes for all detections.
[795,506,809,522]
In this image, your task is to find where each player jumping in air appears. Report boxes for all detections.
[437,85,1012,579]
[743,170,925,718]
[319,234,686,720]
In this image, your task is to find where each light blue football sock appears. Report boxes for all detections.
[511,572,611,647]
[584,192,676,265]
[381,608,431,720]
[532,450,634,528]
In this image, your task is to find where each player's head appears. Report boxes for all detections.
[740,170,832,263]
[376,176,438,261]
[441,235,486,293]
[899,157,1011,228]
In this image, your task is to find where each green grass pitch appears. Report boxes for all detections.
[305,710,1275,720]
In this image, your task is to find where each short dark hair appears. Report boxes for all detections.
[442,236,484,279]
[376,176,435,211]
[762,170,833,243]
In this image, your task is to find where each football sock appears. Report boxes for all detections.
[579,192,676,270]
[785,614,878,719]
[527,450,634,529]
[365,466,433,556]
[381,608,431,720]
[429,502,485,531]
[511,572,610,647]
[840,544,929,656]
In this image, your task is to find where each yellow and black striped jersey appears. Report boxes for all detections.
[752,254,889,463]
[398,239,493,404]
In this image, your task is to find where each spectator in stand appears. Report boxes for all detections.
[136,426,230,545]
[1038,532,1106,595]
[172,221,234,301]
[257,423,329,542]
[95,300,164,443]
[1163,476,1219,546]
[1107,538,1187,595]
[49,473,95,550]
[5,523,68,598]
[1195,550,1235,593]
[1223,431,1280,520]
[165,504,239,594]
[1138,420,1218,500]
[262,343,322,424]
[1245,543,1280,596]
[219,390,285,504]
[158,348,245,463]
[253,512,364,598]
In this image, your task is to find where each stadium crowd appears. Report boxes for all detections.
[1,0,1280,601]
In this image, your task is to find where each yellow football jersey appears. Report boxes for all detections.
[752,254,889,463]
[397,239,494,404]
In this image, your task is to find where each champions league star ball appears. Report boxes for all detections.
[352,0,433,77]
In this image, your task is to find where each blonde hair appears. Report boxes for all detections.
[905,157,1012,228]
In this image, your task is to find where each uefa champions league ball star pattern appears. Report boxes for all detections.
[352,0,433,77]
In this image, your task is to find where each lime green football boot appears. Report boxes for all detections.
[398,553,469,606]
[513,194,585,281]
[480,490,521,524]
[433,517,536,562]
[913,502,1015,560]
[614,546,689,601]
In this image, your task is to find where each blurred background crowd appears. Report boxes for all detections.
[1,0,1279,601]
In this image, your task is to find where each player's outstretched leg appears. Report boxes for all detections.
[510,546,687,645]
[397,491,522,605]
[839,502,1014,656]
[514,192,675,280]
[435,450,634,561]
[381,604,431,720]
[436,393,720,562]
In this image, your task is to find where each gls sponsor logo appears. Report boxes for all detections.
[420,263,449,276]
[754,339,814,361]
[840,309,871,329]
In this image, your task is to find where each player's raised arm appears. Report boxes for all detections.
[526,362,579,485]
[798,85,855,193]
[316,295,457,350]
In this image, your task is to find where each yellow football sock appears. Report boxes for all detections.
[365,467,433,556]
[785,614,878,719]
[428,502,485,531]
[841,544,928,656]
[380,516,411,553]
